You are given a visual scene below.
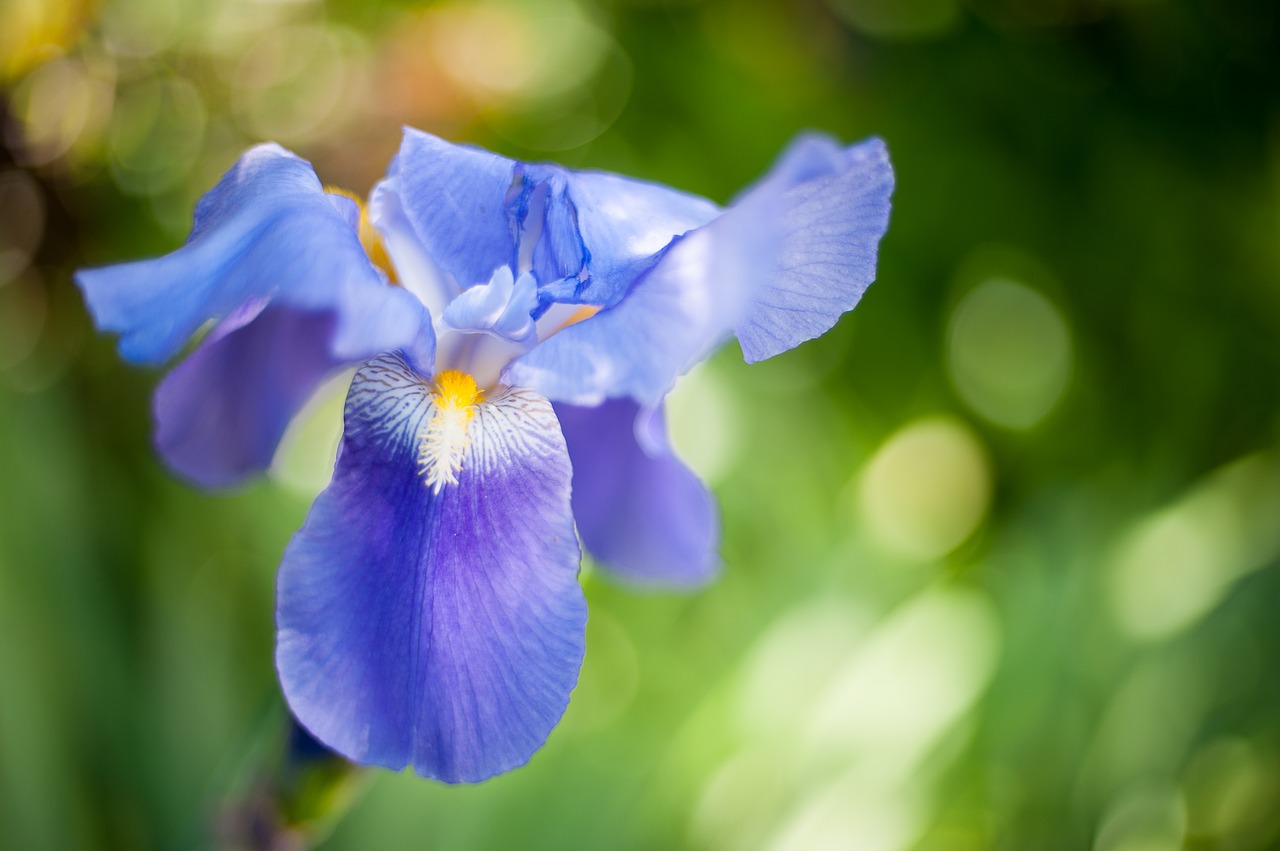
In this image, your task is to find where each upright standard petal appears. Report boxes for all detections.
[276,354,587,783]
[379,128,721,309]
[526,166,721,310]
[506,197,775,407]
[556,399,720,587]
[731,135,894,363]
[377,129,521,292]
[557,170,720,307]
[506,134,893,404]
[75,144,419,366]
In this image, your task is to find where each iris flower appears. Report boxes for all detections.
[76,128,893,782]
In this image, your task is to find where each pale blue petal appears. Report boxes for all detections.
[732,135,894,363]
[558,170,720,307]
[379,129,520,291]
[75,143,413,366]
[369,175,458,319]
[507,134,892,402]
[442,268,539,343]
[276,354,586,783]
[505,198,774,407]
[557,399,719,587]
[379,129,720,313]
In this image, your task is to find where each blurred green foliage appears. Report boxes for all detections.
[3,0,1280,849]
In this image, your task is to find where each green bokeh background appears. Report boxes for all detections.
[3,0,1280,848]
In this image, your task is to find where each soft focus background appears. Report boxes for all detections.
[3,0,1280,848]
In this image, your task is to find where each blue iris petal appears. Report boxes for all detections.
[276,353,587,783]
[442,267,539,343]
[368,174,458,320]
[506,133,893,405]
[381,128,722,313]
[154,305,343,488]
[556,398,719,587]
[732,134,894,363]
[505,197,775,407]
[376,129,522,291]
[75,143,427,367]
[75,143,434,487]
[560,170,720,308]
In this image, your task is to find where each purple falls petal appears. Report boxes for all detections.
[152,285,431,489]
[276,353,587,783]
[75,143,416,366]
[732,135,894,363]
[153,306,343,489]
[557,398,719,588]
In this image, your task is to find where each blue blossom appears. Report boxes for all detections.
[75,128,893,782]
